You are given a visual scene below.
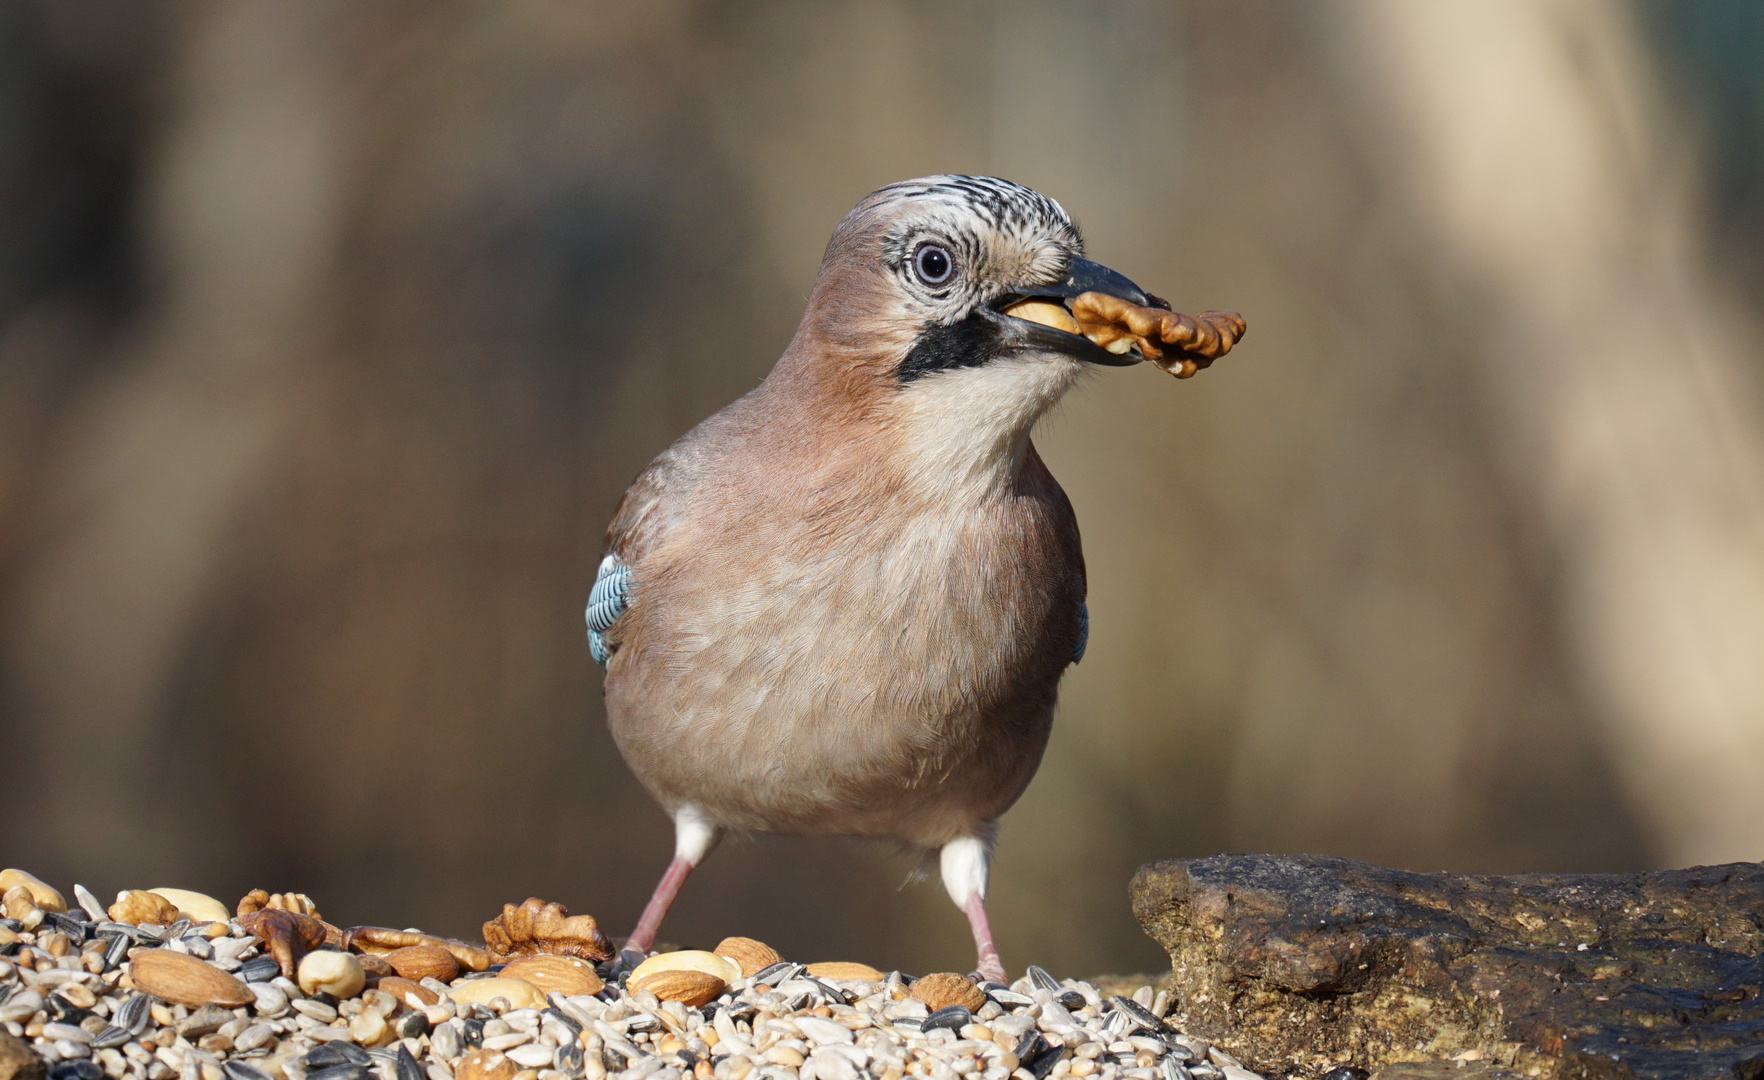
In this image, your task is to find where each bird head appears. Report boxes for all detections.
[775,176,1158,488]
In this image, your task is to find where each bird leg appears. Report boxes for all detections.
[626,806,720,955]
[963,891,1007,984]
[626,856,692,955]
[941,832,1006,983]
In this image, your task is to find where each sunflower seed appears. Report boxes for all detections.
[1161,1059,1193,1080]
[922,1006,971,1034]
[303,1043,371,1068]
[0,989,45,1023]
[73,888,106,923]
[430,1023,461,1061]
[237,957,280,984]
[91,1026,132,1049]
[396,1011,430,1041]
[225,1062,276,1080]
[392,1047,423,1080]
[752,963,801,987]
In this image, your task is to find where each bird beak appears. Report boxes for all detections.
[989,256,1167,367]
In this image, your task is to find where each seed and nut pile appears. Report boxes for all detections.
[0,869,1264,1080]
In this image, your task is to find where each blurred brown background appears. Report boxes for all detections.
[4,0,1764,978]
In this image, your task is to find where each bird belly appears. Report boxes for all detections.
[604,522,1072,847]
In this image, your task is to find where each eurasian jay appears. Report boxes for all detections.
[587,175,1208,982]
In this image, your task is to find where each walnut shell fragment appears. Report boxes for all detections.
[237,908,332,979]
[481,898,613,964]
[236,889,322,920]
[1071,292,1245,378]
[346,926,490,973]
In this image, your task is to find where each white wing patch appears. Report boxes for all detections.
[586,554,632,668]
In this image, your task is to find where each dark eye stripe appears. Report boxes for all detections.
[897,311,998,383]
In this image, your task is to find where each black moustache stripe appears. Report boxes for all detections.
[897,311,1000,384]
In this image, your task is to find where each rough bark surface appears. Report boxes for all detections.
[0,1031,44,1080]
[1130,855,1764,1080]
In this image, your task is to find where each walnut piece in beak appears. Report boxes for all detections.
[1072,292,1246,378]
[1001,298,1081,335]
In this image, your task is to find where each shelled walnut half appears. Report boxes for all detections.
[1070,292,1245,378]
[1001,291,1246,379]
[236,889,323,920]
[482,898,613,963]
[236,908,332,978]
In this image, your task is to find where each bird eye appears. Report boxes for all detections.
[913,243,953,285]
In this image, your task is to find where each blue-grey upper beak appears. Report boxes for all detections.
[986,256,1165,367]
[1036,256,1161,309]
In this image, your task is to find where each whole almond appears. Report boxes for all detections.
[385,945,459,983]
[498,955,603,997]
[714,937,783,977]
[376,976,439,1007]
[128,949,255,1007]
[347,927,491,973]
[805,962,885,982]
[631,968,724,1007]
[910,972,985,1012]
[109,890,179,927]
[628,950,741,989]
[455,1049,519,1080]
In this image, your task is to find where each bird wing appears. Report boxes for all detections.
[1073,600,1089,665]
[588,416,728,668]
[586,553,631,667]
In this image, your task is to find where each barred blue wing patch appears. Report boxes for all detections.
[1073,600,1089,665]
[586,554,631,668]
